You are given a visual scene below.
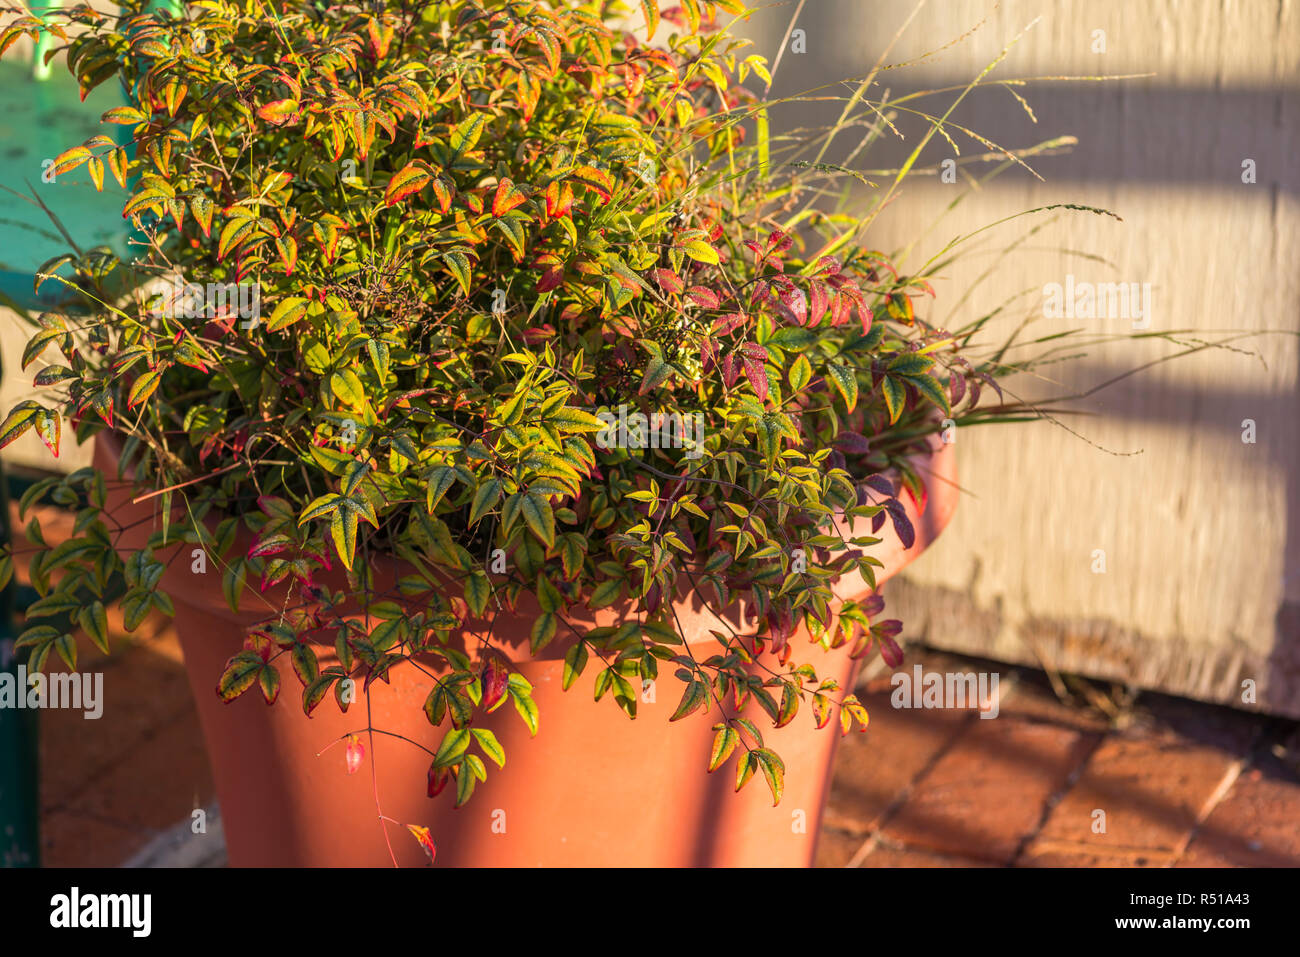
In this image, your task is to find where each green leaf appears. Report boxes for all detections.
[735,750,758,792]
[291,643,319,686]
[824,362,858,412]
[298,493,342,525]
[341,460,369,496]
[464,571,491,616]
[424,466,457,512]
[127,366,164,410]
[307,446,353,476]
[776,682,798,728]
[755,747,785,805]
[887,353,935,376]
[366,340,390,380]
[468,478,502,525]
[904,373,952,416]
[881,375,905,424]
[433,727,471,768]
[190,194,214,238]
[51,145,91,176]
[670,680,707,721]
[789,354,812,392]
[14,625,59,650]
[330,505,358,569]
[454,760,479,806]
[101,105,148,125]
[449,113,487,160]
[708,725,739,771]
[588,576,623,609]
[222,558,248,613]
[385,161,431,206]
[768,326,816,351]
[302,674,334,716]
[77,601,109,655]
[266,296,308,332]
[22,325,66,370]
[258,664,280,704]
[681,239,718,265]
[0,401,40,451]
[530,611,557,653]
[639,350,675,394]
[562,641,589,691]
[641,0,660,39]
[34,366,77,386]
[54,633,77,670]
[218,651,264,702]
[443,249,472,297]
[217,216,256,260]
[471,728,506,768]
[510,685,540,735]
[520,493,555,547]
[423,683,448,726]
[329,370,365,407]
[369,618,402,652]
[559,534,584,580]
[753,414,780,470]
[548,407,605,433]
[32,409,60,457]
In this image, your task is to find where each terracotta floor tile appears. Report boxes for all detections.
[1020,733,1239,866]
[59,708,214,834]
[39,644,195,804]
[822,690,972,835]
[815,828,866,868]
[40,808,149,868]
[1177,756,1300,867]
[858,844,986,867]
[882,717,1098,864]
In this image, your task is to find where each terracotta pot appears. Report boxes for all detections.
[95,432,957,867]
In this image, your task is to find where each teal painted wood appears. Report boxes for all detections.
[1,1,184,311]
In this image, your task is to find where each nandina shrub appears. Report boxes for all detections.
[0,0,1003,817]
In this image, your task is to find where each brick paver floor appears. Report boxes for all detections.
[821,649,1300,868]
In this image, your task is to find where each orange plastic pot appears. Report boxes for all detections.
[95,432,957,867]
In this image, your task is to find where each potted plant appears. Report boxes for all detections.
[0,0,1011,866]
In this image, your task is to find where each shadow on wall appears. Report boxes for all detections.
[1049,359,1300,689]
[757,83,1298,197]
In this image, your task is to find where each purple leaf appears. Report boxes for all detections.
[740,351,769,401]
[776,286,807,326]
[719,352,740,387]
[887,502,915,549]
[879,633,904,668]
[835,431,871,454]
[686,286,720,309]
[875,619,903,639]
[863,474,895,497]
[980,372,1003,401]
[861,594,885,617]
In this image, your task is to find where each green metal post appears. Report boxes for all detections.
[0,354,39,867]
